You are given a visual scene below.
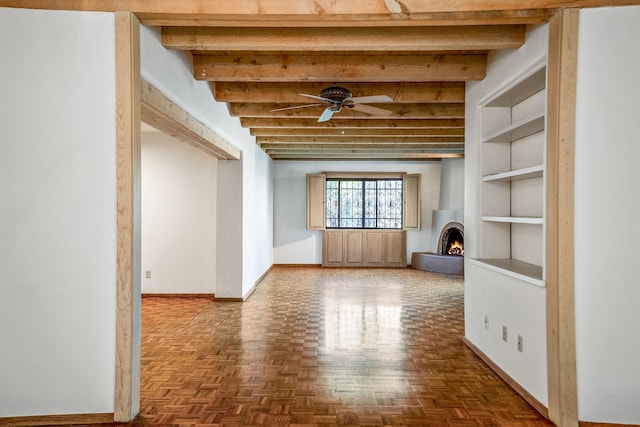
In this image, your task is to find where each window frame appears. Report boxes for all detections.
[325,177,404,230]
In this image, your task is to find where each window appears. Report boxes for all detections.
[306,173,420,231]
[325,178,403,229]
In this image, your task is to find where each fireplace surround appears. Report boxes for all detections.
[411,222,464,275]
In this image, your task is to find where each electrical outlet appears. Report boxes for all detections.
[517,335,523,352]
[145,270,151,279]
[484,315,489,329]
[502,326,508,342]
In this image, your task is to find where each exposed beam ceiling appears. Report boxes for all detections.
[7,0,633,160]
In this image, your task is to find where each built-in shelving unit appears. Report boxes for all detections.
[473,64,547,286]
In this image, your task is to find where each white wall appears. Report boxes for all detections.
[140,26,274,298]
[141,129,217,294]
[574,6,640,424]
[273,161,441,264]
[0,8,116,416]
[464,24,549,405]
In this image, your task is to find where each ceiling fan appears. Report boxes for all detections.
[271,86,393,122]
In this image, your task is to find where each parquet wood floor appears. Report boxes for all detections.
[129,266,553,427]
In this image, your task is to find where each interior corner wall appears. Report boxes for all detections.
[140,25,274,299]
[141,130,217,294]
[464,24,549,406]
[272,161,441,264]
[0,8,117,416]
[438,158,465,210]
[216,159,243,298]
[574,6,640,424]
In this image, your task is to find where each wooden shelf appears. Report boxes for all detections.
[482,113,545,143]
[470,258,544,287]
[483,165,543,182]
[482,216,543,224]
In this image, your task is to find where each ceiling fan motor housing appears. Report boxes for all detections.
[320,86,352,102]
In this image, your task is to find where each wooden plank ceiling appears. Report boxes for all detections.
[157,20,534,161]
[7,2,635,160]
[21,0,627,160]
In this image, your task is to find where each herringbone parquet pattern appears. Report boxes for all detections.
[132,266,553,426]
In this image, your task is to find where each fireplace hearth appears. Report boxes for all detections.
[411,222,464,275]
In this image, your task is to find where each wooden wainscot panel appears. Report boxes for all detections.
[345,231,364,266]
[384,231,407,267]
[323,230,406,267]
[364,231,385,266]
[323,230,344,267]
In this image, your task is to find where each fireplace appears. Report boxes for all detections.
[437,222,464,256]
[411,221,464,275]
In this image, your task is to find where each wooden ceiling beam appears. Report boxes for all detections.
[229,103,464,119]
[8,1,630,22]
[250,128,464,137]
[269,152,464,160]
[240,118,464,128]
[162,25,524,52]
[211,82,465,104]
[256,136,463,144]
[193,53,486,82]
[141,11,551,27]
[260,143,464,150]
[265,147,463,153]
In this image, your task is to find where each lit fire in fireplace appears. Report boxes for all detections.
[447,240,464,256]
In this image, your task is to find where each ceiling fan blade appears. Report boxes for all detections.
[349,95,393,104]
[350,103,393,116]
[317,108,334,122]
[300,93,333,102]
[270,103,323,112]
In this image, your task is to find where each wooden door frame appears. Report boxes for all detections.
[114,11,141,422]
[546,8,579,427]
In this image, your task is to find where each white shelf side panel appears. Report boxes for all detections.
[481,181,511,217]
[511,177,544,218]
[512,131,545,170]
[481,141,511,176]
[511,222,544,267]
[481,106,512,137]
[512,89,546,123]
[480,221,511,259]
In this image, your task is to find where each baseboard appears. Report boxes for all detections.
[142,293,214,299]
[273,264,322,267]
[0,412,114,426]
[463,337,549,420]
[581,423,640,427]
